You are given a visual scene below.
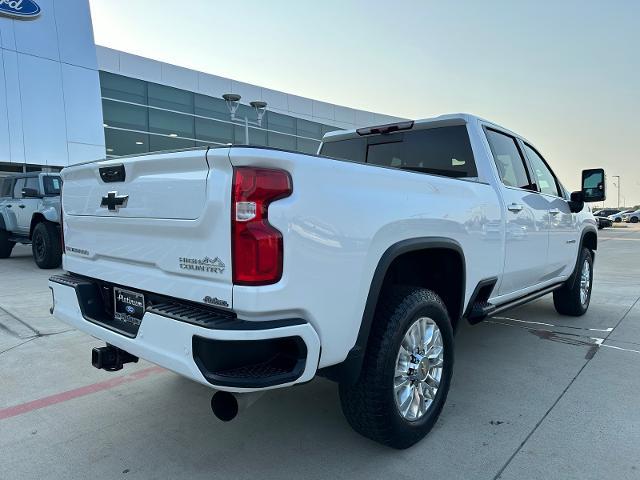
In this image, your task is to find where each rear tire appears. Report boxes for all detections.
[31,222,62,269]
[0,229,15,258]
[631,217,639,223]
[339,287,454,449]
[553,248,593,316]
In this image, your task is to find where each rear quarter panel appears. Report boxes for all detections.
[229,147,504,368]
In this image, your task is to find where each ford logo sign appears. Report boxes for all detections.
[0,0,41,19]
[125,305,136,314]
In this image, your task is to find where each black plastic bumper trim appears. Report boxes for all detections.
[49,273,306,336]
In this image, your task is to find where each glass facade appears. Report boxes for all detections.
[100,72,341,158]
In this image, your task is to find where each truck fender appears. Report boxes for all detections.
[0,209,17,232]
[320,237,465,385]
[40,205,60,224]
[564,227,598,290]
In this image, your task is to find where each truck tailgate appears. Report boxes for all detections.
[61,148,234,308]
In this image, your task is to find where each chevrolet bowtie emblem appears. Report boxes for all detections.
[100,191,129,211]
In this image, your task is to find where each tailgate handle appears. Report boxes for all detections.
[99,164,126,183]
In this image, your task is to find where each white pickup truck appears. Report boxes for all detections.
[49,113,605,448]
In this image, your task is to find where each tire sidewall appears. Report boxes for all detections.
[382,297,454,436]
[579,249,594,312]
[32,223,49,266]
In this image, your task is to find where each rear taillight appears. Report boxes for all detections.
[232,167,292,285]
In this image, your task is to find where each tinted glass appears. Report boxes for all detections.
[105,129,149,156]
[100,71,146,104]
[24,177,39,192]
[297,119,323,140]
[267,112,296,135]
[235,125,266,146]
[194,94,229,120]
[195,117,233,144]
[103,100,148,131]
[149,135,195,152]
[0,178,12,197]
[321,137,366,163]
[524,143,559,196]
[148,83,193,113]
[149,109,194,138]
[321,127,476,178]
[486,129,531,188]
[43,176,62,195]
[297,138,320,155]
[268,131,296,150]
[13,178,25,199]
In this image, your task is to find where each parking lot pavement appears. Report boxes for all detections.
[1,226,639,480]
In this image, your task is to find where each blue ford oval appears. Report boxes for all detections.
[0,0,41,19]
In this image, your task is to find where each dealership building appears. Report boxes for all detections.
[0,0,398,178]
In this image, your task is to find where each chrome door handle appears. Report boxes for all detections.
[18,205,25,209]
[549,208,561,215]
[507,203,523,212]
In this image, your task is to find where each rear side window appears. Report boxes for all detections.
[0,178,13,197]
[320,126,477,179]
[485,129,531,189]
[43,176,62,195]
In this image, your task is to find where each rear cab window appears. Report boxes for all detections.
[320,125,478,179]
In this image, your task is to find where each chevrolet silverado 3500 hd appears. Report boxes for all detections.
[49,113,605,448]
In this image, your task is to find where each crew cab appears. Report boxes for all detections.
[0,173,63,268]
[49,114,605,448]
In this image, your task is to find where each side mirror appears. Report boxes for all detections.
[581,168,606,202]
[568,191,584,213]
[22,187,41,198]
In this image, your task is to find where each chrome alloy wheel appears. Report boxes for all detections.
[394,317,444,421]
[580,259,591,306]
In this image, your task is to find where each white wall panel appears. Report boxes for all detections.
[12,0,59,61]
[54,0,97,69]
[2,49,24,163]
[262,88,288,110]
[288,94,313,116]
[161,63,198,91]
[119,52,162,83]
[312,100,334,120]
[18,53,68,166]
[0,49,11,163]
[62,63,104,146]
[231,81,262,103]
[334,105,356,124]
[0,17,16,50]
[68,142,104,166]
[198,72,232,99]
[96,46,119,72]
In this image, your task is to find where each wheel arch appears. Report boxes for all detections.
[29,213,47,239]
[319,237,465,385]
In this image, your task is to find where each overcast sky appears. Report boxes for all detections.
[89,0,639,207]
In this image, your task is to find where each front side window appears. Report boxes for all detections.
[320,125,477,179]
[485,129,531,189]
[523,143,560,197]
[24,177,39,193]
